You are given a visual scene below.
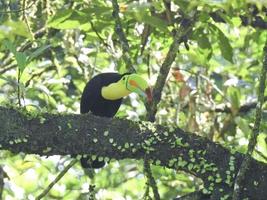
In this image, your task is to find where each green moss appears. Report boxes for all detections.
[163,131,169,136]
[124,143,130,149]
[92,155,97,160]
[98,157,104,161]
[43,147,52,153]
[187,163,193,170]
[155,160,161,165]
[215,177,222,183]
[104,157,110,162]
[67,122,72,128]
[93,138,98,143]
[112,142,117,147]
[103,131,109,136]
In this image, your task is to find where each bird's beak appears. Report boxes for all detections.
[128,79,152,102]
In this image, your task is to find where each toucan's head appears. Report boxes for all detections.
[120,74,152,102]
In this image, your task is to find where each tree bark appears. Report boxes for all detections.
[0,106,266,199]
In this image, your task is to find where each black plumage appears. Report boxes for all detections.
[80,72,126,168]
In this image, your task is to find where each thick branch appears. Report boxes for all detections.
[0,106,267,199]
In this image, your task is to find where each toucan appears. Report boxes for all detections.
[80,72,152,168]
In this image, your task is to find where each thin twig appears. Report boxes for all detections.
[36,159,77,200]
[22,0,35,40]
[143,158,160,200]
[111,0,135,73]
[25,65,55,87]
[89,21,110,49]
[232,40,267,200]
[17,69,22,107]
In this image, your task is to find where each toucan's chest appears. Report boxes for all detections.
[80,73,123,117]
[90,97,122,117]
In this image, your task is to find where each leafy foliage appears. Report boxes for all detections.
[0,0,266,199]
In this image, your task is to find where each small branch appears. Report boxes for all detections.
[111,0,135,73]
[22,0,35,40]
[232,40,267,200]
[17,69,22,107]
[147,16,197,121]
[215,96,267,114]
[142,182,152,200]
[143,158,160,200]
[25,65,55,87]
[36,159,77,200]
[89,21,110,49]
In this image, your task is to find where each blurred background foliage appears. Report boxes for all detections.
[0,0,266,199]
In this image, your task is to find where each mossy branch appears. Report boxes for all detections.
[0,106,267,199]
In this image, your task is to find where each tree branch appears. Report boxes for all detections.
[214,96,267,114]
[0,106,267,199]
[36,159,77,200]
[111,0,135,73]
[232,38,267,200]
[147,15,197,121]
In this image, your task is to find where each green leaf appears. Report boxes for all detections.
[48,11,90,29]
[194,28,212,49]
[3,40,16,54]
[4,21,32,39]
[209,23,233,63]
[15,52,27,73]
[129,11,170,33]
[80,5,111,18]
[218,30,233,63]
[235,117,251,137]
[27,45,51,62]
[47,9,73,27]
[142,15,169,33]
[3,40,28,75]
[227,86,240,112]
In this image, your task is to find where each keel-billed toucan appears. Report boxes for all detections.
[80,72,152,168]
